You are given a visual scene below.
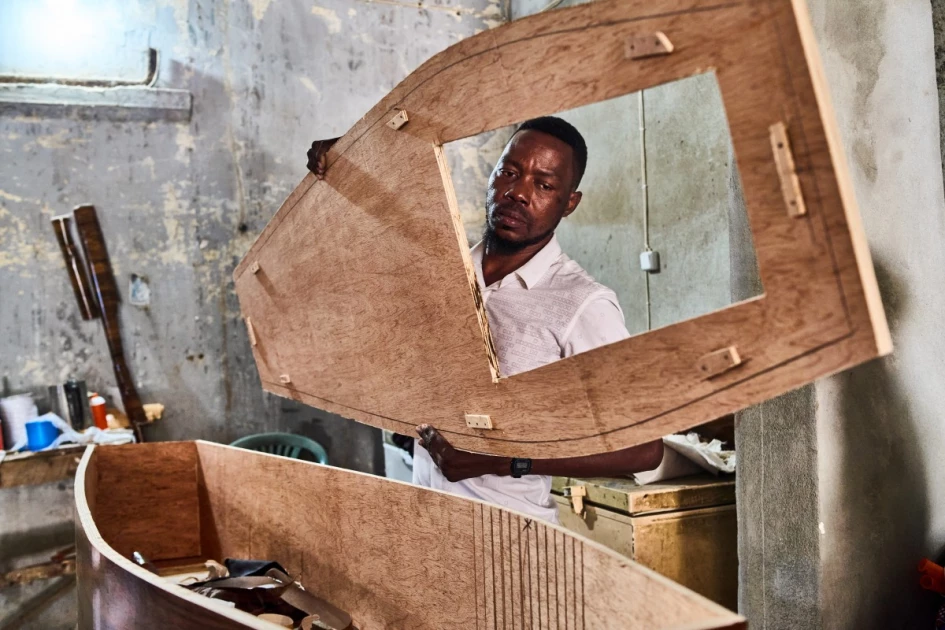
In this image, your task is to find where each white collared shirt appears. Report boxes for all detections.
[413,235,630,522]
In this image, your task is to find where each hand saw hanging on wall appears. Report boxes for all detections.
[51,205,147,442]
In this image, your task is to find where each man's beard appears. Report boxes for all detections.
[482,215,555,255]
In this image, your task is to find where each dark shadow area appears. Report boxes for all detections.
[826,256,935,629]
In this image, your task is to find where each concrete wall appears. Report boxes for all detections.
[0,0,500,625]
[735,0,945,628]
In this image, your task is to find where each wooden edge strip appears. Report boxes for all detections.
[245,317,257,347]
[788,0,892,355]
[432,144,501,382]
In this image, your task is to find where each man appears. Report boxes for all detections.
[308,117,663,523]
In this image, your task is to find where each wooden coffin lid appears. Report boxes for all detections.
[234,0,891,457]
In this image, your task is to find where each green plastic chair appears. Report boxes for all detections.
[230,432,328,464]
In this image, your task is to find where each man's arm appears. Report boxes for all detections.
[417,425,663,483]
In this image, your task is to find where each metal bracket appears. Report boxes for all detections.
[625,32,674,60]
[770,122,807,217]
[465,413,494,430]
[387,110,409,131]
[696,346,742,379]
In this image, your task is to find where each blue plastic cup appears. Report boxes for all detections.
[25,420,59,451]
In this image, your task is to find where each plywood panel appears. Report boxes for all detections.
[234,0,891,458]
[90,442,200,561]
[75,442,744,628]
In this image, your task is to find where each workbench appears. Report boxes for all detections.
[552,474,737,610]
[0,444,84,489]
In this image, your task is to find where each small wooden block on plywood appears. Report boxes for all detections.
[233,0,891,458]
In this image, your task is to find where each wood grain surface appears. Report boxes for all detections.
[75,441,744,629]
[233,0,891,459]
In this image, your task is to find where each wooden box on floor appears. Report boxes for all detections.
[551,475,737,611]
[75,441,744,629]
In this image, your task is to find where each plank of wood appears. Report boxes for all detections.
[90,442,201,562]
[233,0,891,458]
[0,445,84,489]
[73,205,147,441]
[551,475,735,516]
[76,440,744,629]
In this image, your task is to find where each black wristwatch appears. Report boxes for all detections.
[510,457,532,478]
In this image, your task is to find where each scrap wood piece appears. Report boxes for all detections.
[770,122,808,217]
[50,214,98,320]
[0,558,76,589]
[72,205,147,442]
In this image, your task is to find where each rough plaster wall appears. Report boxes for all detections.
[0,0,501,625]
[735,0,945,628]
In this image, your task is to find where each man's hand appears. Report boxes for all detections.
[306,138,340,180]
[416,424,506,483]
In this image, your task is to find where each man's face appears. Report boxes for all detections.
[485,130,582,248]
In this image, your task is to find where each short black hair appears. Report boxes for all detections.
[515,116,588,188]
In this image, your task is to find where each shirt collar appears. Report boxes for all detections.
[470,234,562,290]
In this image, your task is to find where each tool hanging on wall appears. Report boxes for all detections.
[50,205,147,442]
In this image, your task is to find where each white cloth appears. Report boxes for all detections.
[413,235,630,523]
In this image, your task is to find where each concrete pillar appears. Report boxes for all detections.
[734,1,945,627]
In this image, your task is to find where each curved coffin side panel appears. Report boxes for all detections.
[75,442,744,629]
[233,0,890,457]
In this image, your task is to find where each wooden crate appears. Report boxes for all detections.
[552,475,737,610]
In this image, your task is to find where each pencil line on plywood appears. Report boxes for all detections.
[258,327,856,445]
